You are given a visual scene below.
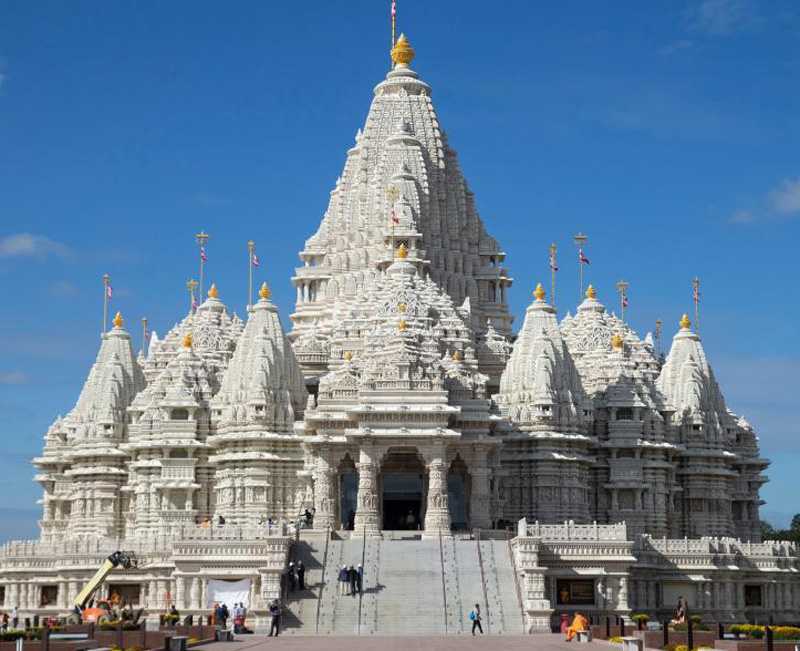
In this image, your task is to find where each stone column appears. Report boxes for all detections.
[469,463,492,529]
[175,575,185,610]
[353,446,380,537]
[617,576,629,612]
[190,577,201,610]
[423,450,451,536]
[313,455,336,530]
[200,579,208,611]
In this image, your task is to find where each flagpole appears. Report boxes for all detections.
[692,276,701,335]
[187,279,198,313]
[386,185,399,253]
[195,231,209,299]
[247,240,255,309]
[655,318,663,357]
[102,273,110,333]
[573,232,588,299]
[391,1,397,55]
[551,243,557,309]
[141,317,148,357]
[616,279,629,323]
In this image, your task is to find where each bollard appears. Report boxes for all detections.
[663,621,670,648]
[24,617,31,630]
[719,623,725,640]
[163,635,172,651]
[766,626,774,651]
[117,621,124,649]
[33,616,40,628]
[606,616,611,638]
[42,626,50,651]
[638,619,644,631]
[687,617,694,651]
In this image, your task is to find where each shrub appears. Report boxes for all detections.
[0,630,26,642]
[608,636,625,644]
[632,613,650,623]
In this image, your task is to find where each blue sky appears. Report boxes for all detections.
[0,0,798,541]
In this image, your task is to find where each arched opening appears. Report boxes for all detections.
[338,454,357,530]
[448,456,469,531]
[381,448,425,530]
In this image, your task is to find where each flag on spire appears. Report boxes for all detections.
[106,284,113,299]
[622,295,629,308]
[200,246,208,262]
[252,252,260,268]
[692,282,700,304]
[549,247,559,272]
[391,0,397,18]
[578,248,590,265]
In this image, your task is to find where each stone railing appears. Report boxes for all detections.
[608,458,644,483]
[160,458,197,480]
[519,519,629,541]
[634,534,798,557]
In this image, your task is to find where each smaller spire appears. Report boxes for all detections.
[391,33,415,67]
[343,351,353,362]
[208,283,219,299]
[533,283,546,302]
[611,333,624,350]
[112,311,124,329]
[398,302,407,313]
[398,318,408,332]
[679,313,691,330]
[182,332,193,349]
[585,284,597,300]
[396,243,409,259]
[451,350,463,362]
[259,282,271,300]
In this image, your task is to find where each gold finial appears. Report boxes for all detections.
[207,283,219,299]
[390,33,415,67]
[112,311,123,329]
[398,319,408,332]
[680,313,691,330]
[396,243,409,259]
[585,284,597,300]
[343,351,353,362]
[259,282,271,300]
[398,302,407,313]
[451,350,463,362]
[611,333,624,350]
[182,332,193,349]
[533,283,546,302]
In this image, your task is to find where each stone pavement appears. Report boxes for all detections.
[199,633,611,651]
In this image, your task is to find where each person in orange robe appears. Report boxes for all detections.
[566,612,590,641]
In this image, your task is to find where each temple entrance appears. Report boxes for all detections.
[338,454,357,530]
[381,449,425,530]
[448,456,469,531]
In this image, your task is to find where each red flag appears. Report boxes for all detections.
[106,284,113,299]
[692,284,700,304]
[192,296,198,310]
[578,248,590,265]
[200,246,207,262]
[252,253,260,268]
[390,210,399,225]
[391,0,396,18]
[549,250,558,272]
[622,295,629,308]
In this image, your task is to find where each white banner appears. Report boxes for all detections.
[206,578,251,609]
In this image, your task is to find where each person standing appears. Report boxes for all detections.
[11,606,17,630]
[220,603,229,628]
[297,561,306,591]
[338,565,348,595]
[268,600,281,637]
[347,565,357,597]
[287,562,297,592]
[356,564,363,594]
[470,603,483,635]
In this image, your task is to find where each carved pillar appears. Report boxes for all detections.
[190,577,200,610]
[423,448,451,536]
[175,576,185,610]
[469,461,492,529]
[313,454,336,530]
[617,576,629,612]
[353,446,380,537]
[200,578,208,610]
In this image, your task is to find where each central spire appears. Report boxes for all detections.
[391,33,415,67]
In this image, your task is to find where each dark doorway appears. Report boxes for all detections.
[382,473,423,530]
[339,454,357,530]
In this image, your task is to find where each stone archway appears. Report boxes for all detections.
[337,454,357,530]
[380,448,426,531]
[448,455,470,531]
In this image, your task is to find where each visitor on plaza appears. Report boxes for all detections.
[565,612,589,641]
[672,596,687,624]
[287,562,297,592]
[338,565,349,595]
[297,560,306,590]
[11,606,18,629]
[268,600,281,637]
[356,564,363,594]
[1,612,8,632]
[469,604,483,635]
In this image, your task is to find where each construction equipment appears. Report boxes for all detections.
[68,551,138,624]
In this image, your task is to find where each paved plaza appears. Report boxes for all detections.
[200,634,605,651]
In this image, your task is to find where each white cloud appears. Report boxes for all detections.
[768,177,800,215]
[687,0,760,36]
[728,209,755,223]
[0,233,71,259]
[0,371,29,385]
[50,280,79,298]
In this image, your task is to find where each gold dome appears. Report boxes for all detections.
[398,319,408,332]
[112,311,123,329]
[259,282,271,300]
[611,333,624,350]
[533,283,546,301]
[585,284,597,300]
[182,332,193,349]
[396,243,409,260]
[391,33,415,66]
[680,313,691,330]
[208,283,219,299]
[398,302,407,313]
[343,351,353,362]
[451,350,463,362]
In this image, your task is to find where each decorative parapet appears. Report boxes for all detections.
[521,518,629,541]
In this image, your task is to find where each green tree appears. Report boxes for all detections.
[790,514,800,533]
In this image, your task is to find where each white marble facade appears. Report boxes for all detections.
[0,33,792,628]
